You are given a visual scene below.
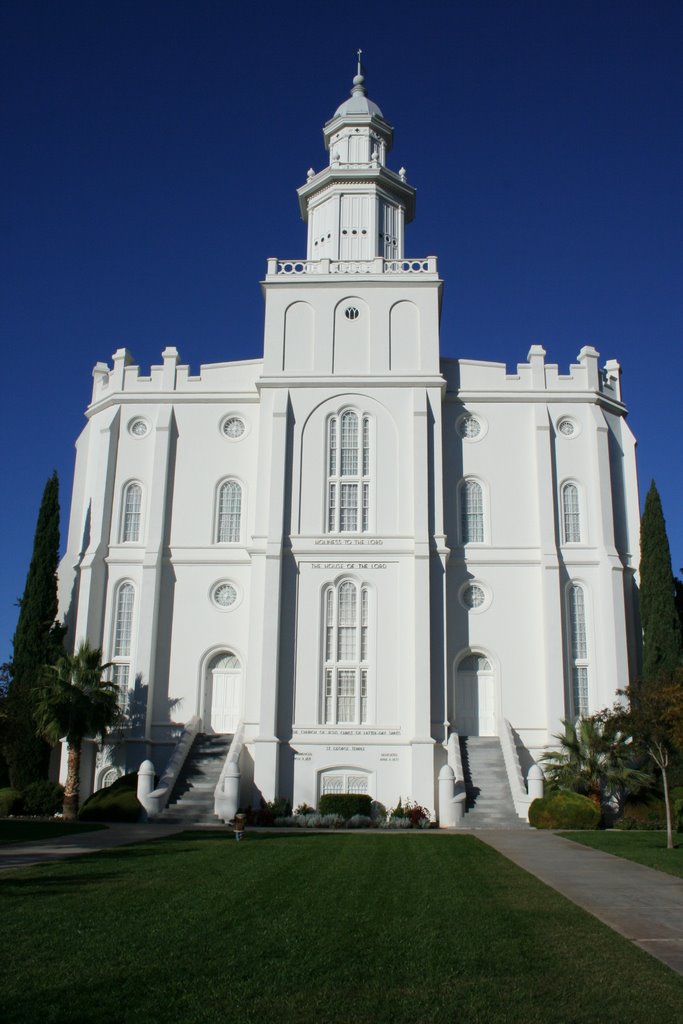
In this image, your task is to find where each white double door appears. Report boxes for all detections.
[455,670,496,737]
[207,653,241,733]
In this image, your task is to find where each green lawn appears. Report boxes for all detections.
[0,820,107,845]
[560,830,683,879]
[2,832,683,1024]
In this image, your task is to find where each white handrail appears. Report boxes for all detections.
[214,720,245,822]
[144,715,201,817]
[500,718,533,820]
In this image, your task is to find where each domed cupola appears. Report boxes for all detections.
[297,54,416,262]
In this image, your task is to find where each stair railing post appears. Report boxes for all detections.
[137,759,157,819]
[438,765,457,828]
[527,763,544,802]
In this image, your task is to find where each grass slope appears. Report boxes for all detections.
[2,832,683,1024]
[560,830,683,879]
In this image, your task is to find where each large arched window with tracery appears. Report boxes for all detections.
[322,580,369,724]
[561,482,581,543]
[567,582,589,718]
[327,410,371,533]
[121,482,142,543]
[216,480,242,543]
[460,479,485,543]
[112,581,135,710]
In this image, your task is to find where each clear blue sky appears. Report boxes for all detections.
[1,1,681,663]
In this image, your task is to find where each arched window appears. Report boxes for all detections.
[460,479,484,543]
[112,582,135,709]
[568,583,589,718]
[320,768,370,796]
[322,580,369,724]
[216,481,242,543]
[121,483,142,543]
[561,483,581,543]
[327,410,371,533]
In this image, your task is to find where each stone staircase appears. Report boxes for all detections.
[157,733,233,825]
[459,736,528,829]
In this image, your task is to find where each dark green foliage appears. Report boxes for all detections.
[529,792,601,830]
[34,641,120,819]
[639,481,683,680]
[247,796,292,824]
[617,794,668,830]
[20,780,64,816]
[318,793,372,819]
[0,788,22,817]
[2,473,65,788]
[540,716,650,809]
[79,772,142,822]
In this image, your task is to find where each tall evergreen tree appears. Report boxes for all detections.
[639,481,683,681]
[1,472,65,787]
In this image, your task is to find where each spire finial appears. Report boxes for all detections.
[352,48,366,93]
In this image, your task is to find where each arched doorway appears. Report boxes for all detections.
[205,652,242,733]
[454,654,496,736]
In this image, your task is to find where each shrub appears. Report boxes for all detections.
[346,814,372,829]
[529,792,600,830]
[318,793,372,819]
[616,795,668,831]
[294,802,314,816]
[21,780,64,816]
[386,798,431,828]
[0,787,22,817]
[79,772,143,822]
[380,816,412,829]
[370,800,386,823]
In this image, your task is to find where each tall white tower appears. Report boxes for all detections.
[250,64,447,810]
[297,61,415,262]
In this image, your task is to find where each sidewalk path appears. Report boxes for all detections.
[478,830,683,977]
[0,822,189,872]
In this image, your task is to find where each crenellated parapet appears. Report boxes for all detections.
[442,345,623,405]
[90,346,262,407]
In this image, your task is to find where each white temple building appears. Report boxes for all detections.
[57,68,641,823]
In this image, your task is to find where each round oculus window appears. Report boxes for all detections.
[458,415,482,439]
[344,306,360,321]
[462,584,486,609]
[222,416,245,439]
[557,418,576,437]
[129,418,149,438]
[212,583,237,608]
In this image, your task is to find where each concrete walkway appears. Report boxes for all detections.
[0,822,188,872]
[478,830,683,977]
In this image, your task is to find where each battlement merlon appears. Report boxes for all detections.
[90,346,262,408]
[442,345,624,406]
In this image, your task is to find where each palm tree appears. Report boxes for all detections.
[541,716,651,812]
[34,641,121,820]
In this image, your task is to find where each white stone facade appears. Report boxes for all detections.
[57,73,641,815]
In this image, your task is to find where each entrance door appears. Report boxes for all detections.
[207,653,241,733]
[455,655,495,736]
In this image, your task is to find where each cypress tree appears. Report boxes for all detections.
[2,472,65,787]
[639,481,683,681]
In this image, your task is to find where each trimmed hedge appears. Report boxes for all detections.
[0,788,22,817]
[617,792,683,831]
[21,780,64,816]
[529,792,600,830]
[79,772,143,823]
[318,793,372,820]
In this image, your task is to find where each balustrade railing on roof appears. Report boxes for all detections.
[266,256,438,277]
